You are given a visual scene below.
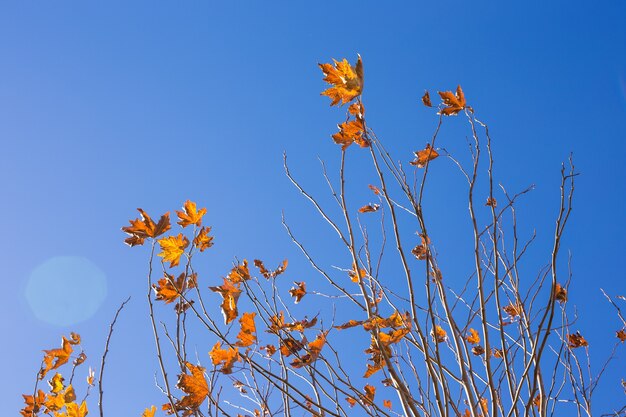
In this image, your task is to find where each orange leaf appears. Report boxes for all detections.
[617,329,626,342]
[209,342,240,374]
[345,397,357,407]
[335,319,364,330]
[319,55,364,106]
[142,406,157,417]
[176,200,207,228]
[288,281,307,304]
[40,336,74,379]
[332,118,368,150]
[383,399,392,409]
[410,144,439,168]
[422,91,432,107]
[349,263,367,283]
[175,362,209,411]
[465,328,480,345]
[291,332,327,368]
[554,283,568,303]
[362,384,376,405]
[209,278,242,324]
[485,197,497,207]
[437,85,466,116]
[153,272,196,304]
[359,204,380,213]
[432,325,447,343]
[65,401,89,417]
[157,233,190,267]
[122,209,171,246]
[254,259,288,279]
[193,226,214,252]
[368,184,381,195]
[568,331,588,348]
[236,312,257,347]
[227,260,251,283]
[503,303,521,319]
[20,390,46,417]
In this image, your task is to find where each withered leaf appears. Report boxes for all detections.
[175,362,209,411]
[465,328,480,345]
[422,91,432,107]
[209,342,240,374]
[228,260,251,283]
[485,197,497,207]
[291,332,327,368]
[432,325,447,343]
[209,278,242,324]
[176,200,207,228]
[122,209,171,246]
[193,226,214,252]
[359,204,380,213]
[617,329,626,342]
[254,259,288,279]
[410,144,439,168]
[568,331,588,348]
[40,336,75,379]
[319,55,364,106]
[288,281,307,304]
[236,312,257,347]
[555,283,568,303]
[438,85,467,116]
[332,119,369,150]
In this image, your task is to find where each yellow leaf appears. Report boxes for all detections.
[142,405,156,417]
[465,328,480,345]
[157,233,190,267]
[319,55,364,106]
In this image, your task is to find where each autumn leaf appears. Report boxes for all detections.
[209,278,242,324]
[291,332,327,368]
[503,303,521,319]
[410,144,439,168]
[41,336,74,379]
[383,399,392,409]
[432,325,447,343]
[362,384,376,405]
[438,85,467,116]
[64,401,89,417]
[332,118,369,150]
[349,263,367,283]
[87,367,95,386]
[568,331,589,348]
[345,396,357,407]
[412,234,431,260]
[485,197,497,207]
[472,345,485,356]
[335,319,364,330]
[617,329,626,342]
[289,281,307,304]
[368,184,381,195]
[176,200,207,228]
[348,102,365,117]
[319,55,364,106]
[158,233,190,267]
[227,260,251,283]
[153,272,197,304]
[465,328,480,345]
[49,373,65,393]
[422,90,432,107]
[122,209,171,246]
[555,283,568,303]
[254,259,288,279]
[261,344,277,356]
[280,336,305,357]
[209,342,240,374]
[142,406,157,417]
[492,348,504,358]
[193,226,214,252]
[359,204,380,213]
[174,362,209,411]
[20,390,46,417]
[236,312,257,347]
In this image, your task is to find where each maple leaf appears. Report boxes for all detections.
[40,336,74,379]
[411,234,431,260]
[209,278,242,324]
[362,384,376,405]
[332,119,369,150]
[345,396,357,407]
[410,144,439,168]
[20,390,46,417]
[49,373,65,393]
[466,328,480,345]
[568,331,589,348]
[254,259,288,279]
[503,303,521,319]
[383,399,392,409]
[227,260,251,283]
[438,85,467,116]
[174,362,209,411]
[122,209,171,246]
[432,325,447,343]
[157,233,190,267]
[209,342,240,374]
[142,406,157,417]
[236,312,257,347]
[617,329,626,342]
[359,204,380,213]
[153,272,196,304]
[176,200,207,228]
[291,332,327,368]
[422,91,432,107]
[554,283,568,303]
[319,55,364,106]
[193,226,214,252]
[64,401,88,417]
[288,281,307,304]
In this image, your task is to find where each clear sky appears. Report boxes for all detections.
[2,1,625,415]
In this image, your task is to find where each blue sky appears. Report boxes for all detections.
[2,1,625,415]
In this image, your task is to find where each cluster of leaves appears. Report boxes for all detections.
[20,333,91,417]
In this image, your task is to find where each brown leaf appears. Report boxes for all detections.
[359,204,380,213]
[485,197,497,207]
[472,345,485,356]
[410,144,439,168]
[332,118,369,150]
[291,332,327,368]
[288,281,307,304]
[209,278,242,324]
[362,384,376,405]
[568,331,589,348]
[422,91,432,107]
[368,184,381,195]
[122,209,171,246]
[432,325,447,343]
[617,329,626,342]
[254,259,288,279]
[438,85,466,116]
[193,226,214,252]
[555,283,568,303]
[228,260,251,283]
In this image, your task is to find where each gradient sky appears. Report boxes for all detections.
[2,1,626,415]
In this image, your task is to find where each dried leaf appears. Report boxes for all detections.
[362,384,376,405]
[368,184,381,195]
[503,303,521,319]
[617,329,626,342]
[555,283,568,303]
[228,260,251,283]
[41,336,74,379]
[432,325,447,343]
[142,406,157,417]
[472,345,485,356]
[291,332,327,368]
[422,91,432,107]
[349,263,367,283]
[193,226,214,252]
[158,233,190,268]
[438,85,466,116]
[465,328,480,345]
[209,342,240,374]
[345,397,357,407]
[236,312,257,347]
[485,197,497,207]
[568,331,588,348]
[176,200,207,228]
[359,204,380,213]
[492,348,504,358]
[319,55,364,106]
[254,259,288,279]
[209,279,242,324]
[332,118,368,150]
[175,362,209,411]
[288,281,307,304]
[122,209,171,246]
[383,399,392,409]
[411,144,439,168]
[153,272,196,304]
